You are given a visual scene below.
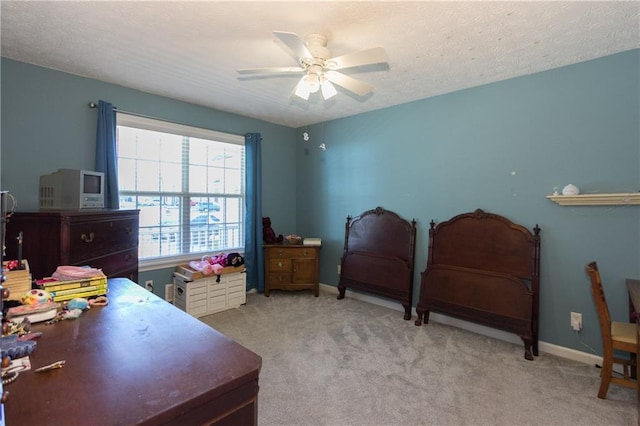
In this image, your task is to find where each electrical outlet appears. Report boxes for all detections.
[165,284,174,302]
[145,280,154,292]
[571,312,582,331]
[337,264,341,274]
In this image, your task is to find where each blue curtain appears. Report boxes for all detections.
[95,100,119,209]
[244,133,264,292]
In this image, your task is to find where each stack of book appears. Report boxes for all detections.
[35,273,108,302]
[7,301,59,323]
[2,260,32,299]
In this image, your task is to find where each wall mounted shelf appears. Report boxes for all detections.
[546,193,640,206]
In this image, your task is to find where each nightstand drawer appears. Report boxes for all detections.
[268,258,292,272]
[268,247,316,259]
[267,272,292,284]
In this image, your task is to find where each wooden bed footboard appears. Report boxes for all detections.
[415,265,535,359]
[415,209,541,360]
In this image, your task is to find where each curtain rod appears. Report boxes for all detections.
[88,101,159,122]
[88,102,245,138]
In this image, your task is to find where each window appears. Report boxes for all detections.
[116,114,245,264]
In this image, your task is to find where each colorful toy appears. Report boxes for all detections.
[67,298,90,310]
[20,289,53,305]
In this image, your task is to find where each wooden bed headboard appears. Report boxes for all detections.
[337,206,417,320]
[416,209,541,360]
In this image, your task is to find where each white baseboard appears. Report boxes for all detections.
[319,283,604,367]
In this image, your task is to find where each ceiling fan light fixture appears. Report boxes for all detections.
[320,79,337,100]
[294,80,311,100]
[305,73,321,93]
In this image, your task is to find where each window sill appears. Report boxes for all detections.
[139,251,245,272]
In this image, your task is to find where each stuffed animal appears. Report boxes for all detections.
[227,253,244,267]
[21,289,53,305]
[263,217,283,244]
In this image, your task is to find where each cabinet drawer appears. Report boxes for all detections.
[267,272,292,285]
[267,258,292,272]
[267,247,316,259]
[67,217,138,262]
[84,249,138,278]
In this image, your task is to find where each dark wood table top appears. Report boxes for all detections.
[4,278,261,425]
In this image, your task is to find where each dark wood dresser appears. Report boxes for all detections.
[5,210,139,282]
[264,244,320,296]
[3,278,261,425]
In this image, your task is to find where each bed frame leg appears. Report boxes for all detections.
[415,309,430,326]
[402,304,411,321]
[522,337,534,361]
[337,285,346,300]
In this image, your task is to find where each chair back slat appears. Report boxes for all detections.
[586,261,612,342]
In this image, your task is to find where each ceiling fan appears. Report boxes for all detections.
[237,31,389,100]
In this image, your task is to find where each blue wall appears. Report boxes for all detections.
[0,58,297,224]
[1,50,639,355]
[0,58,297,291]
[296,49,640,354]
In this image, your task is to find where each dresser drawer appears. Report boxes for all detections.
[267,247,316,259]
[267,272,292,285]
[67,217,138,262]
[267,258,292,272]
[78,248,138,278]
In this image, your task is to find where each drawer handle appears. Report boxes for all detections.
[302,250,308,257]
[125,254,132,261]
[278,275,285,282]
[277,261,284,268]
[176,287,184,295]
[125,226,133,234]
[81,232,95,243]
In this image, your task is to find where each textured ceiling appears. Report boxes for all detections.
[1,1,638,128]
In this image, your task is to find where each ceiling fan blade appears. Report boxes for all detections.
[273,31,312,61]
[237,66,305,75]
[325,71,374,97]
[326,47,388,70]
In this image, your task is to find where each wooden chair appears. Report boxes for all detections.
[585,261,638,399]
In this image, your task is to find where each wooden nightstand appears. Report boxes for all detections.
[264,244,320,296]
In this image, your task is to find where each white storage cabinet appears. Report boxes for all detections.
[173,270,246,317]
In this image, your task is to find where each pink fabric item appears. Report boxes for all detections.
[52,265,103,281]
[189,261,214,275]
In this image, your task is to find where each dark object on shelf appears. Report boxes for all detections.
[337,206,417,320]
[262,217,283,244]
[415,208,541,361]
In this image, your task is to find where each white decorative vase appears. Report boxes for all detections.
[562,184,580,195]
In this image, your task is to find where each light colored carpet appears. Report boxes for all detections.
[200,290,636,426]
